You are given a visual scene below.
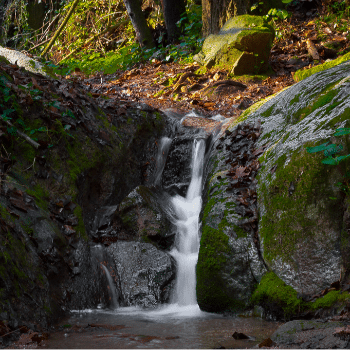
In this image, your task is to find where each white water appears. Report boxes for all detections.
[101,264,119,309]
[169,139,205,308]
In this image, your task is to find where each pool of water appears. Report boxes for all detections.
[46,306,281,349]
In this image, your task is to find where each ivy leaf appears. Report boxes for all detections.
[306,142,330,153]
[6,126,17,135]
[321,157,338,165]
[334,154,350,163]
[334,128,350,136]
[1,108,15,118]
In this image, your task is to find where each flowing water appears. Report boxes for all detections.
[169,138,204,310]
[101,265,119,309]
[45,133,282,348]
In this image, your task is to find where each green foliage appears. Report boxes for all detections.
[58,3,203,75]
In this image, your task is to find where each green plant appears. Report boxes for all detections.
[306,128,350,195]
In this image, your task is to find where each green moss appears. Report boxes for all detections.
[258,146,339,265]
[0,56,10,64]
[26,183,50,210]
[293,88,340,123]
[251,271,303,317]
[309,290,350,310]
[294,52,350,82]
[233,224,248,238]
[290,94,300,104]
[66,137,101,182]
[73,205,87,240]
[327,107,350,128]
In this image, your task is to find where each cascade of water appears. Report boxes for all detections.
[101,264,119,309]
[153,137,172,186]
[170,138,205,306]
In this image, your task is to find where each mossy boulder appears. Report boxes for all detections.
[194,15,274,75]
[198,60,350,316]
[236,62,350,299]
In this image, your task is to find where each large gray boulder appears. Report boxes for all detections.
[107,241,176,307]
[197,60,350,314]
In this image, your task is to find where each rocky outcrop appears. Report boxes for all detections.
[0,55,170,331]
[107,241,176,307]
[198,60,350,316]
[194,15,274,75]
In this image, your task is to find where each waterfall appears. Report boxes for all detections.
[101,264,119,309]
[153,137,172,186]
[169,139,205,307]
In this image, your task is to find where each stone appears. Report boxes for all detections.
[194,15,274,75]
[107,241,176,307]
[92,186,174,248]
[234,62,350,315]
[198,59,350,316]
[0,46,50,77]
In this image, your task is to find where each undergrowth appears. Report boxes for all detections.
[56,2,203,76]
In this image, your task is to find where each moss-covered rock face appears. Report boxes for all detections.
[0,55,169,329]
[237,62,350,298]
[199,61,350,317]
[196,123,267,314]
[194,15,274,75]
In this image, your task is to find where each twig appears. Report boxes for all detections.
[28,37,51,52]
[0,326,27,338]
[0,118,40,149]
[24,157,36,171]
[57,22,121,63]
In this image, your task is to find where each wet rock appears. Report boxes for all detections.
[107,241,176,307]
[92,186,175,249]
[161,136,193,189]
[232,331,249,339]
[271,320,349,348]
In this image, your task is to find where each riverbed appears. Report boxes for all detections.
[45,306,281,349]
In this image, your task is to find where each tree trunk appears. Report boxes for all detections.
[202,0,250,37]
[161,0,186,42]
[123,0,155,49]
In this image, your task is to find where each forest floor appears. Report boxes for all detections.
[64,4,350,120]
